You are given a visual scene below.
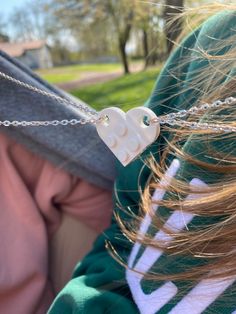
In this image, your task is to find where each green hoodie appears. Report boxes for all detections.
[48,11,236,314]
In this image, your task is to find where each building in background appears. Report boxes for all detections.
[0,40,53,69]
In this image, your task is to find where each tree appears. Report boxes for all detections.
[48,0,140,74]
[9,0,57,41]
[134,4,153,68]
[0,34,9,43]
[133,2,164,68]
[76,19,117,61]
[0,14,10,42]
[163,0,184,55]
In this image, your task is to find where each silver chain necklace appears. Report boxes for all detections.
[0,70,235,166]
[0,71,98,126]
[0,70,235,130]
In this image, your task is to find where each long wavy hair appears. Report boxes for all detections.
[114,3,236,284]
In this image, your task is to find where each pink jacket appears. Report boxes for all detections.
[0,133,112,313]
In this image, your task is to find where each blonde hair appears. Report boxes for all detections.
[115,3,236,284]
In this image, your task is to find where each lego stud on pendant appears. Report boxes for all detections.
[96,107,160,166]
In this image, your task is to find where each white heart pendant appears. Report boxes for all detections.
[96,107,160,166]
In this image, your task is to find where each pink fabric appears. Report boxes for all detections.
[0,133,112,314]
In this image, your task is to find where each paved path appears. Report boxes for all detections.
[56,63,143,91]
[56,71,122,91]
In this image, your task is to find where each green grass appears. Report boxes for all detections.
[71,67,161,112]
[37,63,122,84]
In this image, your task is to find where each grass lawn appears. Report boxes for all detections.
[37,63,122,84]
[71,67,161,112]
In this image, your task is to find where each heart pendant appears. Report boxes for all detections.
[96,107,160,166]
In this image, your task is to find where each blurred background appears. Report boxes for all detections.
[0,0,210,111]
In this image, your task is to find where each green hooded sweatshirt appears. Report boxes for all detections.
[48,11,236,314]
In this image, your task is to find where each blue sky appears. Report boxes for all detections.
[0,0,78,48]
[1,0,28,17]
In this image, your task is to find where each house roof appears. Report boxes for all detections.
[0,40,46,57]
